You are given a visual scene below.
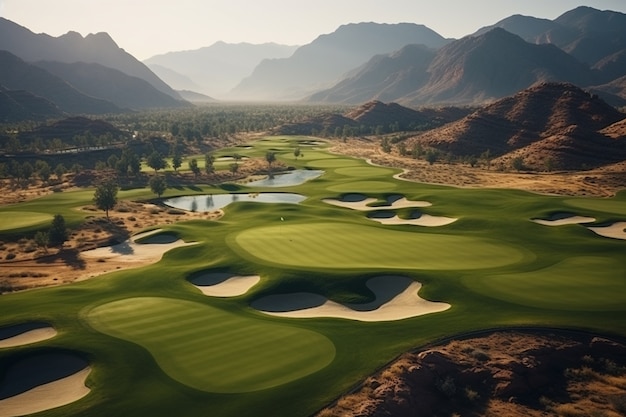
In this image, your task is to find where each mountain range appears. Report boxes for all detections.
[2,6,626,119]
[309,7,626,106]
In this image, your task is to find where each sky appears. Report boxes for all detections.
[2,0,626,60]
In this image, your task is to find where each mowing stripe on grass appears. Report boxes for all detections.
[464,256,626,311]
[86,297,335,393]
[0,212,52,232]
[231,222,527,271]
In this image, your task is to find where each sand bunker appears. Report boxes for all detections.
[81,229,196,263]
[368,212,457,227]
[0,353,90,417]
[532,214,596,226]
[323,195,431,211]
[587,222,626,240]
[0,323,56,348]
[190,272,260,297]
[251,276,450,322]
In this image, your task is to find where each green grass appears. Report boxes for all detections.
[0,212,52,232]
[87,297,335,393]
[464,256,626,311]
[0,135,624,417]
[232,222,528,270]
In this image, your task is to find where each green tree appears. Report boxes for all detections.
[93,180,118,219]
[397,142,408,156]
[425,149,438,165]
[204,153,215,175]
[48,214,68,247]
[54,163,66,180]
[35,160,51,182]
[149,175,167,198]
[146,151,167,173]
[411,143,423,159]
[172,152,182,172]
[381,138,392,153]
[34,230,49,253]
[20,162,34,182]
[511,156,525,172]
[265,151,276,177]
[189,158,200,178]
[293,146,301,160]
[229,163,239,176]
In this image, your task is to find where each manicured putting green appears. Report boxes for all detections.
[335,166,397,178]
[464,257,626,311]
[86,297,335,393]
[0,212,52,231]
[307,158,362,168]
[328,181,397,193]
[232,222,527,270]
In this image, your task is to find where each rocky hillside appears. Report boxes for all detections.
[275,101,470,136]
[0,85,64,122]
[404,83,626,170]
[317,330,626,417]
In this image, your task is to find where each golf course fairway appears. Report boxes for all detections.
[86,297,336,393]
[231,222,528,270]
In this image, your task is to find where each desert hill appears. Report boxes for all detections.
[230,22,449,100]
[18,116,131,143]
[404,82,626,170]
[275,101,470,136]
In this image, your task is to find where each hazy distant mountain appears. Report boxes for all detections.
[35,61,190,110]
[474,6,626,70]
[0,50,122,114]
[0,17,181,99]
[177,90,217,103]
[147,64,203,93]
[144,42,298,97]
[0,85,64,122]
[230,22,450,100]
[308,44,436,104]
[405,82,626,170]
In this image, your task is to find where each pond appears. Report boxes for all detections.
[164,193,306,212]
[247,170,324,187]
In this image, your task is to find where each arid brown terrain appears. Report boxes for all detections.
[317,330,626,417]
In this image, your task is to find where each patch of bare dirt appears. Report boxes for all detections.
[317,330,626,417]
[0,200,222,292]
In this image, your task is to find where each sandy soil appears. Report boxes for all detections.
[190,273,261,297]
[0,367,90,417]
[531,215,597,226]
[251,276,450,322]
[369,213,458,227]
[0,327,56,349]
[323,197,432,211]
[588,221,626,240]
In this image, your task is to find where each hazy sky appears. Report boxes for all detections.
[2,0,626,60]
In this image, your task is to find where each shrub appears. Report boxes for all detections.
[5,253,16,260]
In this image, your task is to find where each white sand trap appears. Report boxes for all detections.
[0,323,56,348]
[0,354,90,417]
[81,229,196,263]
[369,213,457,227]
[323,196,431,211]
[532,215,596,226]
[587,222,626,240]
[190,273,260,297]
[251,276,450,322]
